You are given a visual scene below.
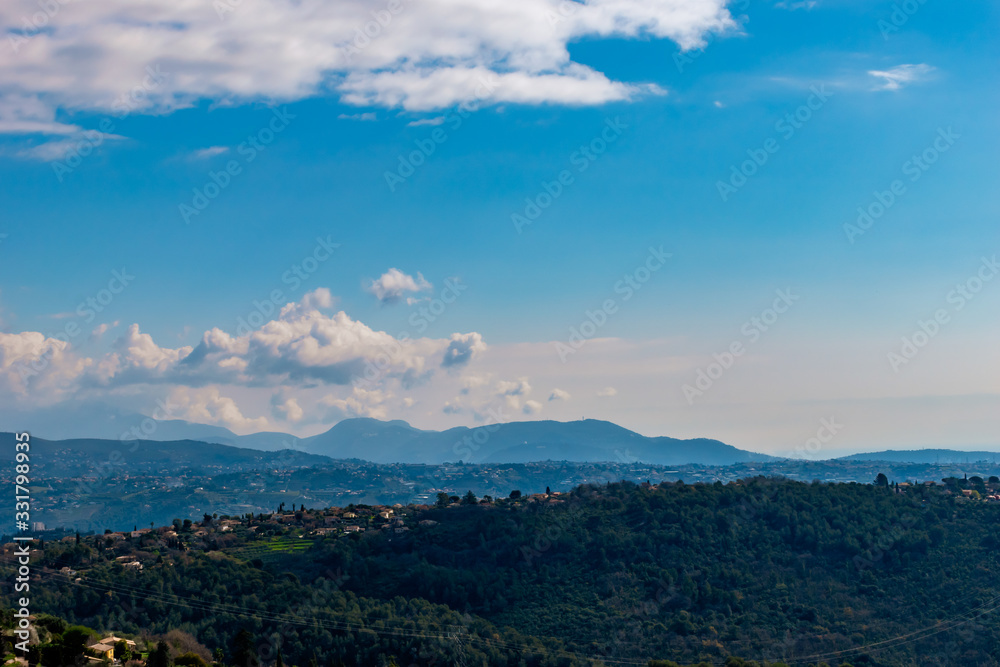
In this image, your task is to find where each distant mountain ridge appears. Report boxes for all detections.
[838,449,1000,464]
[0,432,330,477]
[298,417,775,465]
[1,408,775,465]
[6,404,998,466]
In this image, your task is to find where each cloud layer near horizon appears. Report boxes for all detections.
[1,288,484,416]
[1,286,998,455]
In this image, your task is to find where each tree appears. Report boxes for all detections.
[114,640,133,663]
[462,490,477,505]
[509,490,522,499]
[875,473,889,487]
[175,653,209,667]
[148,641,172,667]
[546,486,551,495]
[61,626,92,665]
[231,629,258,667]
[436,492,450,508]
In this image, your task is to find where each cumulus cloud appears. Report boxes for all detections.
[497,378,532,396]
[0,0,735,149]
[460,375,490,394]
[522,399,543,415]
[548,388,571,401]
[0,330,87,400]
[320,387,391,421]
[365,268,431,304]
[597,386,617,397]
[1,289,486,423]
[868,64,934,91]
[271,393,304,423]
[90,321,120,342]
[167,386,269,432]
[90,288,472,387]
[442,332,487,368]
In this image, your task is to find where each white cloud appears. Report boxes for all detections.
[522,399,543,415]
[338,112,377,121]
[0,330,87,401]
[0,94,80,135]
[167,386,269,432]
[406,116,446,127]
[548,388,570,401]
[191,146,229,159]
[271,393,304,423]
[2,289,485,412]
[497,377,531,396]
[365,268,432,304]
[774,1,817,9]
[90,321,120,341]
[0,0,735,131]
[320,387,391,421]
[597,386,617,397]
[16,133,125,161]
[868,63,934,91]
[443,332,487,368]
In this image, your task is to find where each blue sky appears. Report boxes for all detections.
[0,0,997,454]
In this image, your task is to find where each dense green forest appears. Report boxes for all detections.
[5,477,1000,666]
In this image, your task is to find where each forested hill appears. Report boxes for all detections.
[7,477,1000,666]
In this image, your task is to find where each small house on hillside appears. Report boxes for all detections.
[87,635,135,661]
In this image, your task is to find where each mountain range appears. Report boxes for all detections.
[3,404,998,467]
[0,416,775,467]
